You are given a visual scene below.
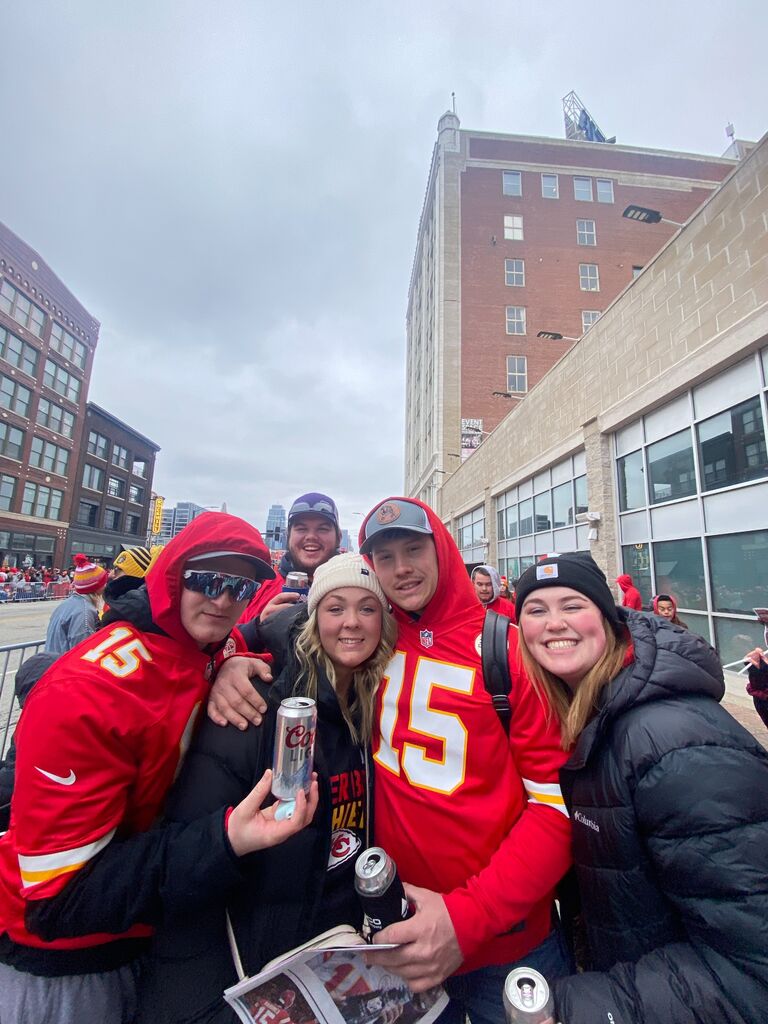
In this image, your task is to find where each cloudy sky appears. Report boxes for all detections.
[1,1,766,537]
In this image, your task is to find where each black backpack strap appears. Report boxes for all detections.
[481,608,513,735]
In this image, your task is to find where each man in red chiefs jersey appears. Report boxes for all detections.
[359,498,572,1024]
[471,564,517,622]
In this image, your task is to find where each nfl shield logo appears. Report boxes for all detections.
[419,629,434,649]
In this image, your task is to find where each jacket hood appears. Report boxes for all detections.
[569,609,724,768]
[616,574,634,592]
[471,564,501,602]
[144,511,272,648]
[15,653,58,705]
[359,497,480,630]
[652,593,677,616]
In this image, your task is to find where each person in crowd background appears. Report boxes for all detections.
[101,544,163,614]
[743,615,768,729]
[136,552,396,1023]
[615,572,643,610]
[651,592,688,628]
[515,552,768,1024]
[44,554,109,654]
[471,564,517,621]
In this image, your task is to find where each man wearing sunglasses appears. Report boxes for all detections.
[0,512,317,1024]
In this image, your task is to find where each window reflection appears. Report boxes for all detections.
[697,396,768,491]
[652,538,706,610]
[621,543,652,606]
[708,529,768,613]
[617,450,645,510]
[647,429,696,504]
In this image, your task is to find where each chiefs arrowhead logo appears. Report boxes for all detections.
[328,828,362,870]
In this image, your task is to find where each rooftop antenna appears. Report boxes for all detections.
[562,91,615,144]
[451,91,456,115]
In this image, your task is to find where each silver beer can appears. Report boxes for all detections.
[503,967,555,1024]
[272,697,317,800]
[283,571,310,598]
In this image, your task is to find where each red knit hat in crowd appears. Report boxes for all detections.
[73,553,109,594]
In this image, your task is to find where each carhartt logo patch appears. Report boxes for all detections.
[536,563,558,580]
[419,629,434,649]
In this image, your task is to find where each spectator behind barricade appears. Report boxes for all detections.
[44,554,108,654]
[471,564,517,622]
[615,572,643,610]
[239,492,341,625]
[651,593,688,628]
[515,553,768,1024]
[0,654,58,831]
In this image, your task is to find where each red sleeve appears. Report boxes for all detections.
[443,652,572,956]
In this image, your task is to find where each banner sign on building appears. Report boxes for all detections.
[461,419,483,460]
[150,495,165,536]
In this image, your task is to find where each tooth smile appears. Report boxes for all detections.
[546,640,577,649]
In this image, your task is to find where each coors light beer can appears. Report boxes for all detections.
[502,967,555,1024]
[272,697,317,800]
[354,847,412,937]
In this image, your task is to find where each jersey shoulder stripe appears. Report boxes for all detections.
[18,828,116,888]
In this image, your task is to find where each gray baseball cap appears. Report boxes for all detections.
[360,499,433,555]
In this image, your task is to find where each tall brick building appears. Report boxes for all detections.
[405,112,738,505]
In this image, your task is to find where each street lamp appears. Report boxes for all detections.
[536,330,579,341]
[622,204,683,227]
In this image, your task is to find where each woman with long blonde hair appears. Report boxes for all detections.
[515,552,768,1024]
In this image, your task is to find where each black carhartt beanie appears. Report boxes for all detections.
[515,553,623,634]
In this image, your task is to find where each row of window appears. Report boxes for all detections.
[76,500,142,534]
[1,279,89,369]
[0,422,71,475]
[498,476,588,538]
[87,431,147,477]
[0,330,83,407]
[505,303,602,337]
[82,462,144,502]
[0,473,64,521]
[0,375,77,437]
[502,171,615,204]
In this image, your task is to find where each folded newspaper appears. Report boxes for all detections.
[224,924,448,1024]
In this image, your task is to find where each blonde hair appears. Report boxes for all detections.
[293,603,397,744]
[518,618,628,749]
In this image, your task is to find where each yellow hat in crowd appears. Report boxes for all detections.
[113,544,164,578]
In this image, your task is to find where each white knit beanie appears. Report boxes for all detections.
[307,553,388,615]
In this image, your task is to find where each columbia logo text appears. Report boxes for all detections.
[574,811,600,833]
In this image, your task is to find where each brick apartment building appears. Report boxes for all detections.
[0,221,99,568]
[68,403,159,564]
[405,111,739,506]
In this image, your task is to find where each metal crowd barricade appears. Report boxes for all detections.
[0,581,72,603]
[0,639,46,760]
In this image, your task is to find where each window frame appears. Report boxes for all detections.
[579,263,600,292]
[596,178,615,203]
[506,355,528,394]
[502,170,522,197]
[503,215,524,241]
[573,176,593,202]
[541,173,559,199]
[505,306,527,336]
[576,219,597,246]
[504,258,525,287]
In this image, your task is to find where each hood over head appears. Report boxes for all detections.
[652,593,678,616]
[471,564,501,602]
[616,574,634,593]
[145,511,273,647]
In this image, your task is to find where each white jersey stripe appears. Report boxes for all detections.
[18,828,116,876]
[522,777,569,818]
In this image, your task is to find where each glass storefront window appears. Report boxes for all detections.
[574,475,588,520]
[647,428,696,504]
[519,498,533,536]
[534,492,551,532]
[621,543,652,607]
[697,396,768,491]
[713,617,765,668]
[617,451,645,510]
[708,530,768,614]
[680,612,711,645]
[552,482,571,528]
[652,538,707,610]
[506,506,518,540]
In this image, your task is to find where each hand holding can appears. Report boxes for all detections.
[272,697,317,801]
[354,847,413,938]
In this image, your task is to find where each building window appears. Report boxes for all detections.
[77,501,99,527]
[0,374,31,417]
[0,473,16,512]
[29,436,69,476]
[0,326,38,377]
[504,258,525,287]
[652,538,706,610]
[126,513,141,535]
[87,430,109,459]
[50,322,87,370]
[596,178,615,203]
[708,529,768,614]
[112,444,129,469]
[573,176,593,202]
[541,173,558,199]
[617,449,645,510]
[0,422,25,460]
[43,359,81,403]
[36,398,75,438]
[518,497,533,536]
[576,219,597,246]
[21,482,63,520]
[503,215,524,241]
[506,355,528,393]
[132,458,147,478]
[83,463,104,491]
[647,429,697,504]
[0,279,45,337]
[632,265,644,279]
[107,476,125,499]
[104,507,122,531]
[697,396,768,491]
[456,505,485,553]
[128,484,144,504]
[579,263,600,291]
[581,310,601,332]
[502,171,522,197]
[505,306,526,335]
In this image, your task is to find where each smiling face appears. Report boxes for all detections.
[316,586,383,683]
[179,554,256,648]
[370,532,439,615]
[288,513,338,575]
[519,585,608,690]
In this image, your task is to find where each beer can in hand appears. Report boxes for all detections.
[354,847,412,937]
[503,967,555,1024]
[283,571,310,599]
[272,697,317,800]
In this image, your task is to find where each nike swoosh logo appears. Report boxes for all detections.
[35,767,77,786]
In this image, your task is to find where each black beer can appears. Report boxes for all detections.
[354,846,412,937]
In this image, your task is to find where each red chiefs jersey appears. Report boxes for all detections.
[360,499,571,973]
[487,594,517,622]
[0,512,270,957]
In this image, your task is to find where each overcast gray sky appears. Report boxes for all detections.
[1,1,766,537]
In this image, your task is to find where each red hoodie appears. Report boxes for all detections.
[0,512,269,961]
[359,498,571,972]
[616,574,643,610]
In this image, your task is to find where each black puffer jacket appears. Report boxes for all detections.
[554,610,768,1024]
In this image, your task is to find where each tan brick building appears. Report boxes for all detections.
[436,130,768,667]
